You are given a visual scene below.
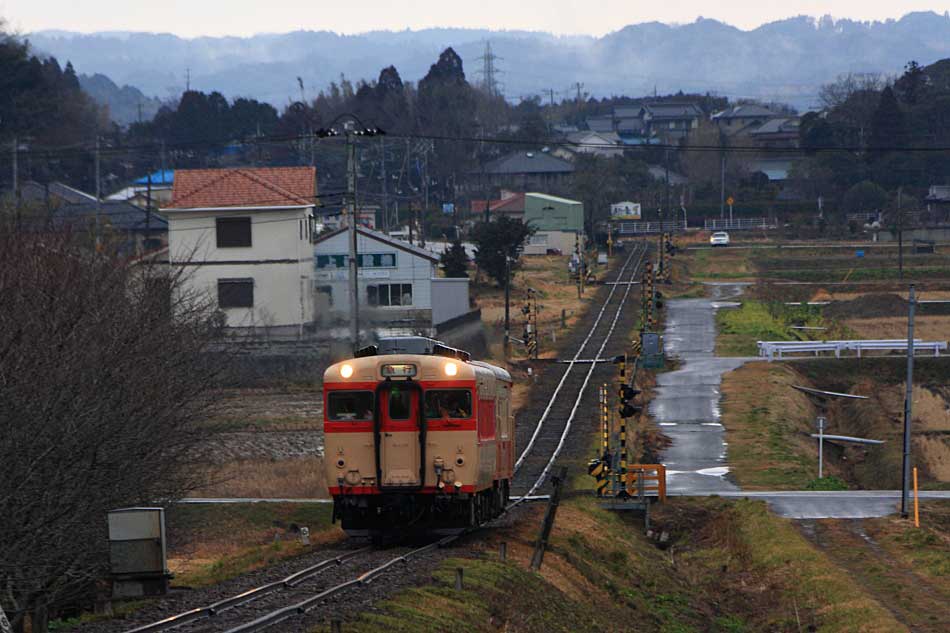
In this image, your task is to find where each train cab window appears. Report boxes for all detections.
[328,391,374,421]
[424,390,472,419]
[388,388,412,420]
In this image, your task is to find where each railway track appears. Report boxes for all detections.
[511,241,648,497]
[117,243,649,633]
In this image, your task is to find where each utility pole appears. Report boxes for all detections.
[145,172,152,253]
[504,255,511,359]
[421,145,428,248]
[897,187,904,281]
[380,135,388,233]
[346,129,360,353]
[95,135,101,249]
[900,284,916,518]
[719,153,726,219]
[11,136,18,211]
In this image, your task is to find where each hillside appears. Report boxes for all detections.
[27,11,950,111]
[78,73,164,126]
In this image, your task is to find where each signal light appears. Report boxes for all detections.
[619,402,641,418]
[620,385,640,401]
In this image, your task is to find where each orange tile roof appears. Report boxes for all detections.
[166,167,317,209]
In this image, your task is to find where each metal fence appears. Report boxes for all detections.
[704,217,776,231]
[758,339,947,361]
[614,220,685,235]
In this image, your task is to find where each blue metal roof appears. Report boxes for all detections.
[134,170,174,185]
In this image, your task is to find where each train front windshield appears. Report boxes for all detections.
[328,391,374,421]
[424,389,472,419]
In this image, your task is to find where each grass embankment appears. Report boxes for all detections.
[715,301,830,357]
[167,502,341,587]
[316,497,905,633]
[804,502,950,632]
[720,359,950,491]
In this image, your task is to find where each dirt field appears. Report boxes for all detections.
[844,315,950,341]
[474,252,610,361]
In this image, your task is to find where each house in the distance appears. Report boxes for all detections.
[471,191,526,221]
[522,193,585,256]
[553,130,624,160]
[162,167,317,336]
[108,169,175,208]
[312,226,471,332]
[471,150,575,193]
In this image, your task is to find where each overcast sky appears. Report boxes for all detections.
[3,0,949,37]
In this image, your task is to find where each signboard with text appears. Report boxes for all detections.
[610,201,642,220]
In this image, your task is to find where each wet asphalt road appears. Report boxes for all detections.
[652,283,945,518]
[651,283,752,494]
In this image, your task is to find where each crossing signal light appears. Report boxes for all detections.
[619,384,641,418]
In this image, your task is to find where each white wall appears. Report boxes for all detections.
[431,278,471,325]
[166,206,314,328]
[313,231,437,315]
[523,231,578,256]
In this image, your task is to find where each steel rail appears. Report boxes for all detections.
[514,244,645,472]
[222,536,458,633]
[519,242,648,499]
[121,547,372,633]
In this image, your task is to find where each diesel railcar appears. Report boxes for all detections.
[323,337,514,537]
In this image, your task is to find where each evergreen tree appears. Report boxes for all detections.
[895,60,927,105]
[868,86,905,155]
[471,217,535,286]
[439,238,470,278]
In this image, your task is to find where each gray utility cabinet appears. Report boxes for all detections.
[107,507,169,598]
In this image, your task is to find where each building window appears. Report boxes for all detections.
[316,255,349,269]
[358,253,396,268]
[216,217,252,248]
[318,253,396,269]
[367,283,412,307]
[217,278,254,308]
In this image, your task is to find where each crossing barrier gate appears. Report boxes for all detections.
[625,464,667,501]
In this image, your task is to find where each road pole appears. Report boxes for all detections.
[817,416,826,478]
[504,256,511,360]
[898,188,904,281]
[346,131,360,354]
[95,135,101,250]
[900,284,916,518]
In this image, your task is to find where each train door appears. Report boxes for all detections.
[378,383,423,487]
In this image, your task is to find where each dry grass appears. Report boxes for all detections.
[474,253,610,361]
[720,362,822,489]
[207,388,322,432]
[842,316,950,341]
[194,457,328,499]
[166,502,342,587]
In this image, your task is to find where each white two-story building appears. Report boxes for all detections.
[312,226,471,332]
[163,167,317,336]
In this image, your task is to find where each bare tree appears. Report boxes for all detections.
[0,220,223,631]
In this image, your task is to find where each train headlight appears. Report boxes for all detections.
[444,362,458,377]
[340,364,354,378]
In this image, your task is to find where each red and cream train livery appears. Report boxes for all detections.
[323,337,514,536]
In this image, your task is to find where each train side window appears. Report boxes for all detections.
[424,390,472,419]
[327,391,374,421]
[388,388,411,420]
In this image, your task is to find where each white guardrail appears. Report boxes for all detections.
[758,339,948,361]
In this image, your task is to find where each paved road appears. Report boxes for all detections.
[669,490,950,519]
[650,283,752,494]
[650,283,947,519]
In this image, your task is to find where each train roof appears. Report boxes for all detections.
[357,337,471,362]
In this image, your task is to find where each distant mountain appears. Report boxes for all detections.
[78,73,164,126]
[27,11,950,112]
